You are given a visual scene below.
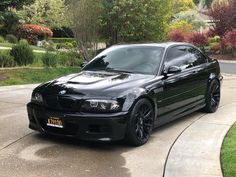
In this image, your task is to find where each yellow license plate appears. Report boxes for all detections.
[47,117,63,128]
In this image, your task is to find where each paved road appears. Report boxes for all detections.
[219,62,236,74]
[0,78,235,177]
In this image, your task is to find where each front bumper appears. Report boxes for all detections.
[27,103,129,141]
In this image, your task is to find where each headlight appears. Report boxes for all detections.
[31,92,43,103]
[81,99,121,113]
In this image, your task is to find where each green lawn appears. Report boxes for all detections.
[0,42,46,51]
[221,123,236,177]
[0,67,80,86]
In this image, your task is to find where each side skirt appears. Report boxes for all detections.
[154,100,205,128]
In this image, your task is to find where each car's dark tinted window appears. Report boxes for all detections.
[165,46,193,70]
[83,46,165,74]
[188,47,207,66]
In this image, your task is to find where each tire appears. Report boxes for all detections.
[125,98,154,146]
[204,79,221,113]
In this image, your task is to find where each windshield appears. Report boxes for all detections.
[83,46,165,74]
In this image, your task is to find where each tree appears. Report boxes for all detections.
[100,0,173,45]
[193,0,214,8]
[0,0,35,35]
[208,0,236,37]
[173,0,196,13]
[0,0,35,11]
[173,10,206,31]
[67,0,174,59]
[223,28,236,56]
[207,0,236,53]
[17,0,68,28]
[67,0,102,60]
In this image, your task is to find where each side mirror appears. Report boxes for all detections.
[167,66,182,74]
[80,62,87,69]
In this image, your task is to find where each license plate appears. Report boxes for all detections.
[47,117,64,128]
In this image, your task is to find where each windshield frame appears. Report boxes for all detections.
[82,45,165,75]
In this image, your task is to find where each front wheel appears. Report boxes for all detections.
[125,98,154,146]
[204,79,221,113]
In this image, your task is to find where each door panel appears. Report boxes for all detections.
[156,45,196,116]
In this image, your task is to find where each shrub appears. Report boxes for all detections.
[52,38,76,43]
[42,52,57,67]
[18,24,53,45]
[224,29,236,48]
[10,43,34,66]
[209,42,221,54]
[208,36,220,44]
[6,34,18,44]
[173,10,206,31]
[56,43,67,49]
[169,29,186,42]
[19,39,29,45]
[170,20,193,34]
[65,42,74,49]
[56,42,75,49]
[0,51,15,68]
[57,51,82,67]
[42,40,55,51]
[0,36,5,43]
[188,32,208,47]
[72,41,77,48]
[205,28,217,38]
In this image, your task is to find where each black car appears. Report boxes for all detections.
[27,42,223,146]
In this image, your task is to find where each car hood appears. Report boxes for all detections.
[37,71,155,98]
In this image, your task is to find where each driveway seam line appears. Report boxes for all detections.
[0,132,33,153]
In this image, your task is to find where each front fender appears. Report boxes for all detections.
[121,88,148,112]
[208,73,223,84]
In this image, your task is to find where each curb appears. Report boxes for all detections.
[164,102,236,177]
[222,73,236,79]
[218,60,236,63]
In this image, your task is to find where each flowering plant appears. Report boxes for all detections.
[188,32,208,47]
[18,24,53,44]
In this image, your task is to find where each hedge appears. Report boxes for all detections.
[52,38,76,44]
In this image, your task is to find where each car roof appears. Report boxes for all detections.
[113,42,192,49]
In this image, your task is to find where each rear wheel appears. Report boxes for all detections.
[204,79,221,113]
[125,98,154,146]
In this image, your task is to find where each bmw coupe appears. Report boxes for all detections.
[27,42,223,146]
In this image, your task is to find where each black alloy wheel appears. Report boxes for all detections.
[204,79,221,113]
[125,98,154,146]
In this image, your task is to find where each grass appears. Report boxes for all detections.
[31,52,44,67]
[221,123,236,177]
[0,42,46,51]
[0,67,80,86]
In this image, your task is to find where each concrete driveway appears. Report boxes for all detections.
[0,76,236,177]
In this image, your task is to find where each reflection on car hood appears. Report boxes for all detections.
[37,71,155,97]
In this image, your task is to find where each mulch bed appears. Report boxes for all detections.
[210,54,236,61]
[0,75,8,81]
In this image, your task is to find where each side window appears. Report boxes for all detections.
[165,46,193,70]
[188,47,207,66]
